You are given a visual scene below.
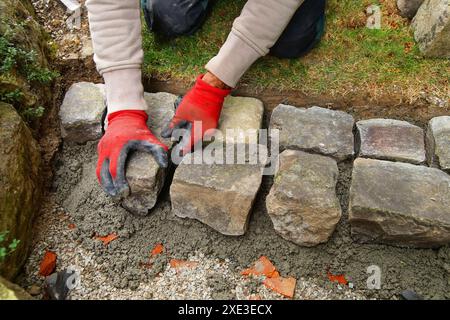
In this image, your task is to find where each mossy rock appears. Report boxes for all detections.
[0,102,41,280]
[0,276,33,300]
[0,0,54,117]
[0,0,50,65]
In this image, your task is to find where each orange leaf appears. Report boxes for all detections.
[404,42,413,53]
[169,259,198,269]
[241,256,277,278]
[39,251,57,276]
[68,223,76,229]
[96,233,118,245]
[388,20,399,29]
[327,271,348,285]
[263,276,296,298]
[151,243,164,256]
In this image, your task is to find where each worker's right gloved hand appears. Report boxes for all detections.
[96,110,168,199]
[161,75,231,155]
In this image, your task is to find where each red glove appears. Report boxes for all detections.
[161,75,231,155]
[96,110,168,199]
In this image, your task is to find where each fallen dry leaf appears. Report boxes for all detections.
[68,223,76,229]
[241,256,277,278]
[263,276,296,298]
[169,259,198,269]
[404,42,413,53]
[388,20,399,29]
[95,233,118,245]
[39,251,57,276]
[151,243,164,256]
[327,271,348,285]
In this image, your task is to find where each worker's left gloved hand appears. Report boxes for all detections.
[161,75,231,155]
[96,110,168,199]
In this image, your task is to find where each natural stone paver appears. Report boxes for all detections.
[59,82,105,144]
[216,96,264,144]
[266,150,341,247]
[356,118,426,164]
[426,116,450,172]
[397,0,425,19]
[349,158,450,248]
[270,104,355,161]
[142,92,177,147]
[412,0,450,58]
[171,149,263,236]
[170,97,265,235]
[0,102,41,280]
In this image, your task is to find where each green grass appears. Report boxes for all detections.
[142,0,449,101]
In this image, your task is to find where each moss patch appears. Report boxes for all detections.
[0,0,57,122]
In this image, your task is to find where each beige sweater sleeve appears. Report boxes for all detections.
[206,0,305,87]
[86,0,146,113]
[86,0,143,73]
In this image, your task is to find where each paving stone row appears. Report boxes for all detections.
[59,83,265,231]
[268,103,450,248]
[59,83,450,248]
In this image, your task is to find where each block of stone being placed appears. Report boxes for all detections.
[266,150,342,247]
[356,118,426,164]
[121,92,176,215]
[59,82,105,144]
[270,104,355,161]
[170,96,265,235]
[426,116,450,172]
[349,158,450,248]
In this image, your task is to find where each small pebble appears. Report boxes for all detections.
[28,285,41,296]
